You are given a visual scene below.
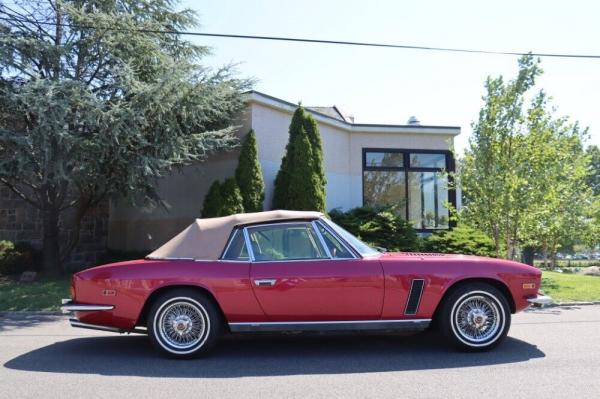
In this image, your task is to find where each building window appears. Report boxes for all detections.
[362,149,454,231]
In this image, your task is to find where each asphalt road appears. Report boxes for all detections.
[1,306,599,399]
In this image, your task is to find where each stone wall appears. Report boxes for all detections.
[0,186,108,271]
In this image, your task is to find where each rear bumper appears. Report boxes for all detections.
[527,294,553,305]
[68,318,147,334]
[60,299,114,314]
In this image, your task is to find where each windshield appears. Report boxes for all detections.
[321,218,380,257]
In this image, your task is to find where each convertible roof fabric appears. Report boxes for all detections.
[146,210,323,261]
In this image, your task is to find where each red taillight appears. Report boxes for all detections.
[70,276,76,300]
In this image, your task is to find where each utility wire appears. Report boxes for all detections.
[1,15,599,59]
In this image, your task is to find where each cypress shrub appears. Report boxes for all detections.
[201,180,223,218]
[273,106,326,212]
[219,178,245,216]
[235,129,265,212]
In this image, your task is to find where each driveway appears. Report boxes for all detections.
[1,306,599,398]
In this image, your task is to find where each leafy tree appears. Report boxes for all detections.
[0,1,250,273]
[273,106,326,212]
[201,181,223,218]
[459,55,593,262]
[586,145,600,196]
[219,178,244,216]
[235,129,264,212]
[422,225,497,257]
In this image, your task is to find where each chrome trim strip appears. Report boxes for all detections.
[312,221,332,258]
[242,227,256,262]
[228,319,431,332]
[404,279,425,315]
[527,295,553,305]
[61,300,114,313]
[69,319,147,334]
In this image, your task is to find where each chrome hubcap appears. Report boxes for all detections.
[454,295,500,343]
[158,301,206,350]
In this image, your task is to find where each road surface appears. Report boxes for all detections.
[1,306,599,398]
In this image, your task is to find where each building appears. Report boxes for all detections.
[108,91,460,252]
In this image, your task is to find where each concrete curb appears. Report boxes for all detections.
[549,301,600,307]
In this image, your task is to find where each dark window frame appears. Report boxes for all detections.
[362,148,457,233]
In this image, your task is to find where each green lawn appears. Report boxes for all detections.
[542,271,600,303]
[0,275,71,311]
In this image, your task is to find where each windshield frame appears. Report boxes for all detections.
[320,218,381,258]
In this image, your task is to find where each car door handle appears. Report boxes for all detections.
[254,279,277,287]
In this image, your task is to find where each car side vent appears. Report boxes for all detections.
[405,279,425,315]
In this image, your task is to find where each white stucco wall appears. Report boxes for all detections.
[249,100,457,212]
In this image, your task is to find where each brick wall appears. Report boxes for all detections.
[0,186,108,271]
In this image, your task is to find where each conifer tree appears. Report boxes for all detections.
[201,181,223,218]
[220,178,245,215]
[235,130,265,212]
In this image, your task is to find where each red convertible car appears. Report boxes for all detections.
[61,210,550,358]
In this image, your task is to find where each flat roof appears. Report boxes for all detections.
[245,90,461,136]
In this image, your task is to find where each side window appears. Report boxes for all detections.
[222,229,249,261]
[247,223,328,261]
[316,222,354,259]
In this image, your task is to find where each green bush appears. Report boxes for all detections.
[220,178,244,216]
[235,129,265,212]
[201,180,223,218]
[329,206,419,252]
[0,240,37,275]
[422,225,497,257]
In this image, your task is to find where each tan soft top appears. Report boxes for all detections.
[146,210,323,261]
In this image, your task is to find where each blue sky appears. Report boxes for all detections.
[183,0,599,153]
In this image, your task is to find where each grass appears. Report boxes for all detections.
[0,275,71,311]
[541,271,600,303]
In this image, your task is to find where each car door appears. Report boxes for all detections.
[247,221,384,321]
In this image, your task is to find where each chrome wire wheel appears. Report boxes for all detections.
[155,299,209,352]
[451,292,504,346]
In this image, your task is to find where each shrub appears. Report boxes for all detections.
[273,107,326,212]
[329,206,419,252]
[422,225,497,257]
[0,240,37,275]
[220,178,245,216]
[235,129,265,212]
[201,180,223,218]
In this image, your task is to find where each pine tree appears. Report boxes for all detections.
[201,181,224,218]
[235,130,265,212]
[303,113,327,212]
[220,178,245,215]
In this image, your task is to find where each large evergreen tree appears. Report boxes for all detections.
[273,106,326,212]
[235,130,264,212]
[0,0,250,273]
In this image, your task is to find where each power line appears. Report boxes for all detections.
[1,15,600,60]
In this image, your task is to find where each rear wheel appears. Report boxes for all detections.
[147,289,222,358]
[439,283,511,351]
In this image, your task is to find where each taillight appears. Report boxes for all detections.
[70,276,76,300]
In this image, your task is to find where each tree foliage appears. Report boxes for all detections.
[422,225,498,257]
[201,181,223,218]
[459,54,593,262]
[219,178,244,216]
[235,129,264,212]
[273,106,326,212]
[0,0,251,273]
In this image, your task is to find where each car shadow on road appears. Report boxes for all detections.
[4,331,545,377]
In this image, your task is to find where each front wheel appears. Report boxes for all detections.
[147,289,222,358]
[439,283,511,351]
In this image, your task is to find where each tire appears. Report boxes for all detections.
[439,282,511,352]
[147,288,222,359]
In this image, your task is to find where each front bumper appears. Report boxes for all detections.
[527,294,553,306]
[60,299,114,314]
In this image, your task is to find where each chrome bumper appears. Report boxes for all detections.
[527,294,553,305]
[61,299,114,314]
[68,318,147,335]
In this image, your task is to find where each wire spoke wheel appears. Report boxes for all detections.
[453,294,501,344]
[157,300,207,351]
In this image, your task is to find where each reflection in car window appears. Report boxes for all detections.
[221,229,249,261]
[322,219,380,257]
[247,223,328,261]
[315,223,354,259]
